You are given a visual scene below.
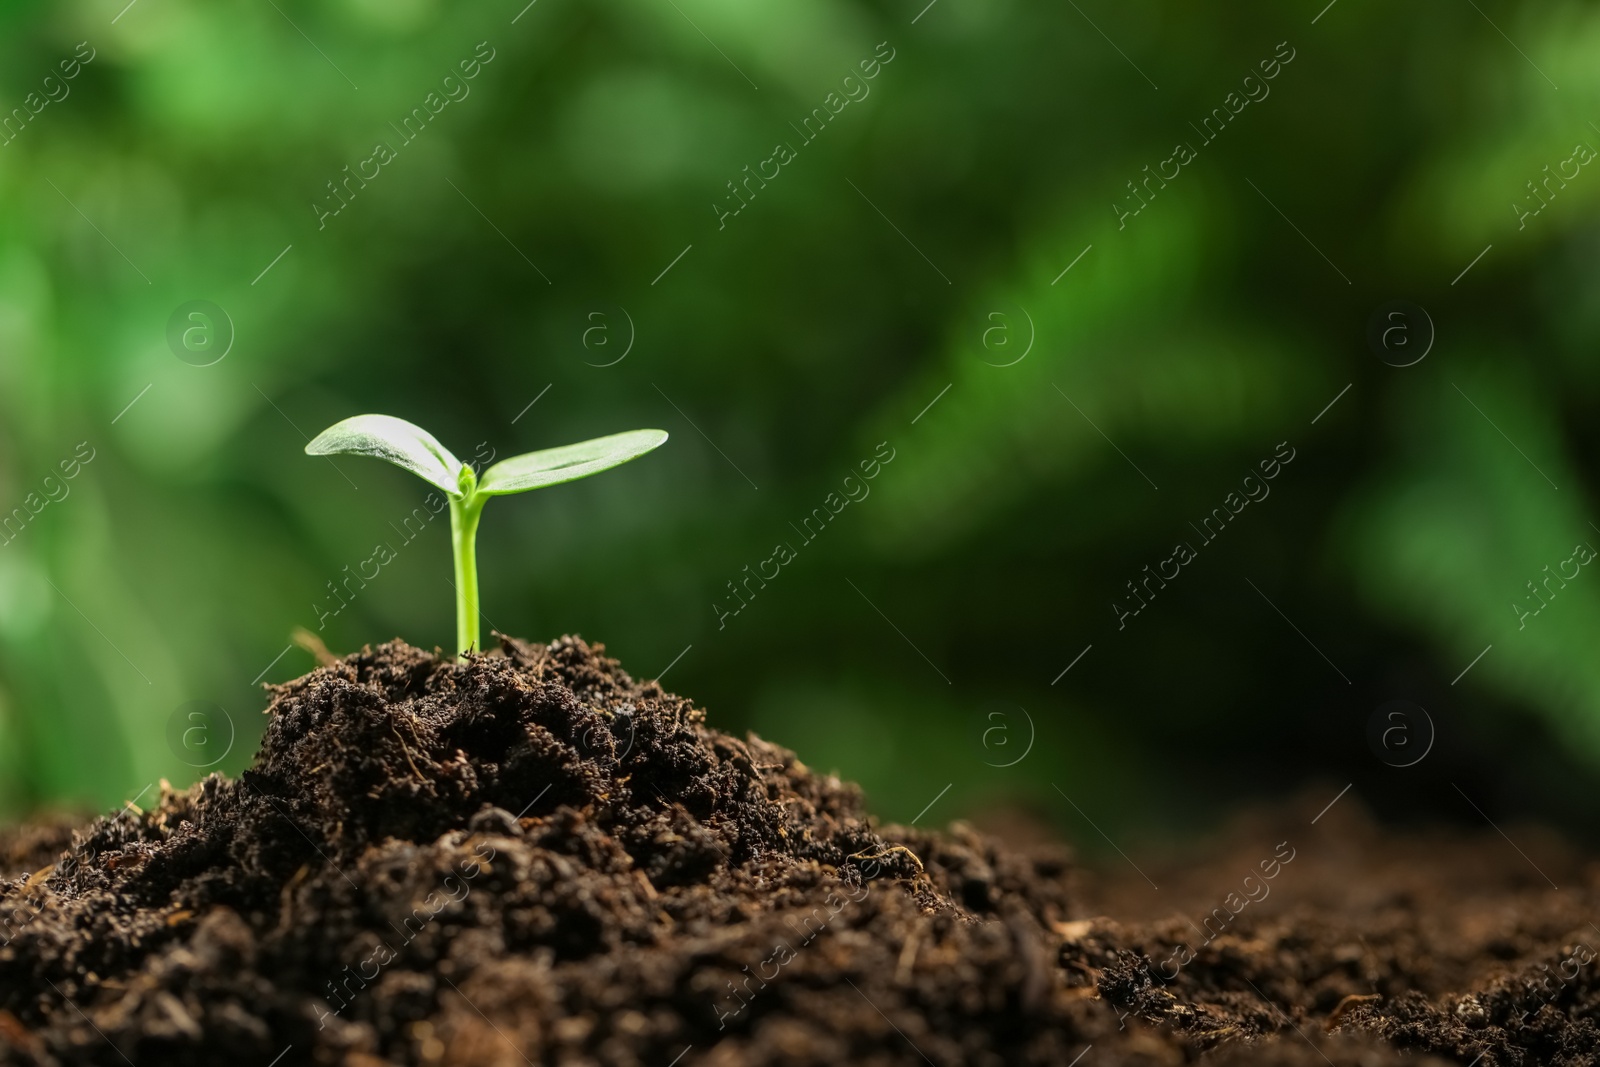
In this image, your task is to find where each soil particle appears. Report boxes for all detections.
[0,636,1596,1065]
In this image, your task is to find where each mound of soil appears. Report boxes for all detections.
[0,635,1596,1066]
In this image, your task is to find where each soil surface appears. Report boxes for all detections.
[0,636,1596,1065]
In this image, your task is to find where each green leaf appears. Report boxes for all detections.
[305,414,465,496]
[478,429,668,496]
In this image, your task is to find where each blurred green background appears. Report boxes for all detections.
[3,0,1600,849]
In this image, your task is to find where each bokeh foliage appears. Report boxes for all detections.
[2,0,1600,842]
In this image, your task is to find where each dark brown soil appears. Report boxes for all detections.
[0,636,1596,1066]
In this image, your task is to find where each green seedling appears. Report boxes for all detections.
[306,414,667,658]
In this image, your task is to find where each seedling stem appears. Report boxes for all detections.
[305,414,666,659]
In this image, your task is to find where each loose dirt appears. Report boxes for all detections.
[0,637,1593,1065]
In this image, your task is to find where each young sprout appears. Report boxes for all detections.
[305,414,666,658]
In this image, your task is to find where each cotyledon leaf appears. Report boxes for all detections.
[305,414,465,496]
[477,429,668,496]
